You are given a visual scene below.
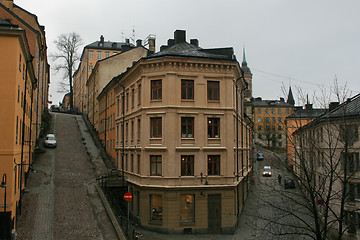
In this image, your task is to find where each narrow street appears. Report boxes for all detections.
[16,112,314,240]
[16,113,118,240]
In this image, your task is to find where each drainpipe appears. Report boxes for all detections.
[104,93,107,151]
[117,83,125,183]
[19,57,33,214]
[92,74,95,124]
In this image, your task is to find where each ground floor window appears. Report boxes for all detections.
[180,194,195,222]
[150,195,162,222]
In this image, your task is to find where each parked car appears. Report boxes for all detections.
[284,178,295,189]
[257,153,264,161]
[44,134,57,148]
[263,166,272,177]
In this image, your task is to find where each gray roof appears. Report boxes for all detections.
[146,42,237,61]
[85,41,134,50]
[322,93,360,119]
[287,107,326,119]
[251,99,292,108]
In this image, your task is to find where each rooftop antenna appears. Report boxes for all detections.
[130,25,136,45]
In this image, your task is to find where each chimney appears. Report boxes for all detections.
[125,38,130,45]
[329,102,339,111]
[112,42,117,48]
[148,38,156,54]
[136,39,142,47]
[167,39,175,47]
[174,30,186,44]
[279,97,285,102]
[305,103,313,110]
[2,0,14,11]
[99,35,104,47]
[190,39,199,47]
[160,45,167,51]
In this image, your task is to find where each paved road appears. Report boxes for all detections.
[17,113,118,240]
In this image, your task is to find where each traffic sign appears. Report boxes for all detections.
[124,192,133,202]
[317,199,324,206]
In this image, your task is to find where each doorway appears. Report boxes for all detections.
[208,194,221,234]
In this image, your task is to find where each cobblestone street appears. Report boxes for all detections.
[17,113,117,240]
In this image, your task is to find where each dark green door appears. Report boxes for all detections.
[208,194,221,234]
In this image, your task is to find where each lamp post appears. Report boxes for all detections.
[0,174,7,213]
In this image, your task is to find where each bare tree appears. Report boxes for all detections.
[276,80,360,240]
[51,32,82,110]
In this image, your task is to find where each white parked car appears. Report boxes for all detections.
[44,134,57,148]
[263,166,272,177]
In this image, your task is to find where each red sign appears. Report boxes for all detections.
[124,192,133,202]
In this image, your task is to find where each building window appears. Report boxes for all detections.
[150,155,162,176]
[132,88,135,108]
[105,51,110,58]
[181,155,194,176]
[272,126,276,131]
[272,109,275,114]
[131,121,134,141]
[272,117,276,122]
[89,50,94,60]
[89,65,93,71]
[278,109,282,114]
[151,80,162,100]
[181,117,194,138]
[343,152,360,173]
[257,109,261,114]
[137,154,141,174]
[207,81,219,101]
[16,116,18,144]
[150,117,162,138]
[208,155,220,175]
[265,117,269,122]
[180,194,194,222]
[150,195,162,222]
[286,109,290,114]
[258,126,262,131]
[131,154,134,172]
[138,84,141,104]
[278,117,282,122]
[137,119,141,139]
[18,85,20,102]
[208,118,220,138]
[126,92,129,111]
[19,54,21,71]
[278,125,282,131]
[257,117,261,123]
[265,109,269,114]
[97,51,102,60]
[181,80,194,100]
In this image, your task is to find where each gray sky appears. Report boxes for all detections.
[15,0,360,106]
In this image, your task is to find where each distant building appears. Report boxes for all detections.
[111,30,252,234]
[250,90,294,149]
[73,35,146,114]
[62,93,71,110]
[285,100,326,169]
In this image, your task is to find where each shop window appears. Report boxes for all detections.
[150,195,162,222]
[180,194,194,222]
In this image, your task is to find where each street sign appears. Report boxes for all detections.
[317,199,324,206]
[124,192,132,202]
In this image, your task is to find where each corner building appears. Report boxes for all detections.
[114,30,252,234]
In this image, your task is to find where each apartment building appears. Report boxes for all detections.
[73,35,139,113]
[292,93,360,237]
[0,19,37,238]
[112,30,253,234]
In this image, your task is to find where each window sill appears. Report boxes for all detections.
[149,220,163,225]
[181,99,194,102]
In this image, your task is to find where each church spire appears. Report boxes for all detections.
[242,47,247,65]
[287,86,295,106]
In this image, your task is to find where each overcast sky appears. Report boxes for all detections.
[15,0,360,106]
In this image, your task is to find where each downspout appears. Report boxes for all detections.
[104,93,107,151]
[19,57,33,214]
[120,84,125,183]
[93,74,95,124]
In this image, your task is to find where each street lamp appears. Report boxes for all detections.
[0,174,7,213]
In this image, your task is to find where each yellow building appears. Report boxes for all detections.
[74,36,142,114]
[0,0,50,141]
[0,19,37,237]
[251,94,294,149]
[86,46,148,130]
[111,30,252,234]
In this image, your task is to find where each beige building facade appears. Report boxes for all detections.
[113,30,253,234]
